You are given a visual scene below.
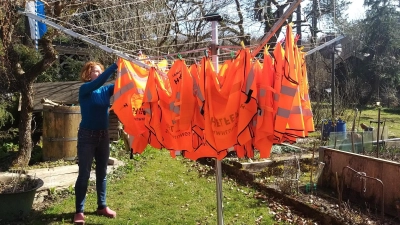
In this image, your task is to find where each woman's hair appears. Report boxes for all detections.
[80,61,105,82]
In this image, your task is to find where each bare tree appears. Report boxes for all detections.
[0,1,60,166]
[0,0,100,166]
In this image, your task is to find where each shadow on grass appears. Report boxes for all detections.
[359,116,374,120]
[383,108,400,114]
[4,210,104,225]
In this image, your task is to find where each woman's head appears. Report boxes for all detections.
[80,61,105,82]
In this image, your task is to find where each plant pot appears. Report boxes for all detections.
[0,172,44,221]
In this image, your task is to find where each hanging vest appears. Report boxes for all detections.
[111,58,148,137]
[202,49,257,152]
[189,63,206,151]
[284,45,305,142]
[299,51,315,135]
[272,24,300,144]
[184,62,226,160]
[216,59,231,86]
[142,67,165,149]
[252,52,275,158]
[183,143,228,160]
[159,59,197,151]
[143,62,197,154]
[235,140,254,159]
[112,58,163,154]
[272,42,285,116]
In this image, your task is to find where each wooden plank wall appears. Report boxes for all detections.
[108,111,121,141]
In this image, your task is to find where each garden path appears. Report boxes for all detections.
[27,157,124,204]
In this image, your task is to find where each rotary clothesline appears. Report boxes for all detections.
[31,0,307,61]
[20,3,311,160]
[21,2,306,224]
[112,23,314,160]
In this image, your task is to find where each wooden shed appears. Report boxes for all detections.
[31,80,121,141]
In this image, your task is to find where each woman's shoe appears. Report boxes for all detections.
[97,207,117,218]
[73,212,85,224]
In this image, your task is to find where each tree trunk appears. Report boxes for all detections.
[13,83,34,167]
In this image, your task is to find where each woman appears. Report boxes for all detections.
[74,61,118,224]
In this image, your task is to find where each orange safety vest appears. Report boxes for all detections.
[183,143,228,160]
[189,63,206,150]
[160,59,197,152]
[184,62,228,160]
[157,59,169,73]
[127,131,160,155]
[142,67,164,149]
[111,58,156,154]
[202,49,257,152]
[234,140,254,159]
[216,59,231,86]
[299,51,315,135]
[252,49,275,158]
[111,58,148,137]
[112,58,164,153]
[284,45,305,142]
[143,61,197,155]
[272,24,299,144]
[235,56,259,159]
[272,42,285,116]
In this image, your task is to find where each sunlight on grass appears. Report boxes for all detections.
[33,147,277,224]
[357,107,400,138]
[311,107,400,139]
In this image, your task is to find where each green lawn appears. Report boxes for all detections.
[357,107,400,138]
[24,148,278,225]
[307,106,400,140]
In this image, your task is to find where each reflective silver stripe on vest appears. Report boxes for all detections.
[291,106,303,114]
[120,67,129,76]
[127,66,148,83]
[303,108,313,116]
[274,93,279,101]
[193,80,204,101]
[144,108,151,115]
[145,88,153,101]
[175,92,181,101]
[114,82,135,101]
[169,102,180,114]
[277,107,291,118]
[259,88,266,97]
[245,67,255,93]
[280,85,297,97]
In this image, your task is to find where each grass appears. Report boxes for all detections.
[357,107,400,138]
[22,147,278,225]
[305,106,400,141]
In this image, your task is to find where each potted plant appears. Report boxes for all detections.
[0,172,44,221]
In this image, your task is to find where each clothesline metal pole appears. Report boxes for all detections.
[305,35,345,56]
[251,0,301,58]
[205,12,224,225]
[18,11,150,70]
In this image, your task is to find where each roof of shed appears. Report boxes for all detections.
[32,80,114,111]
